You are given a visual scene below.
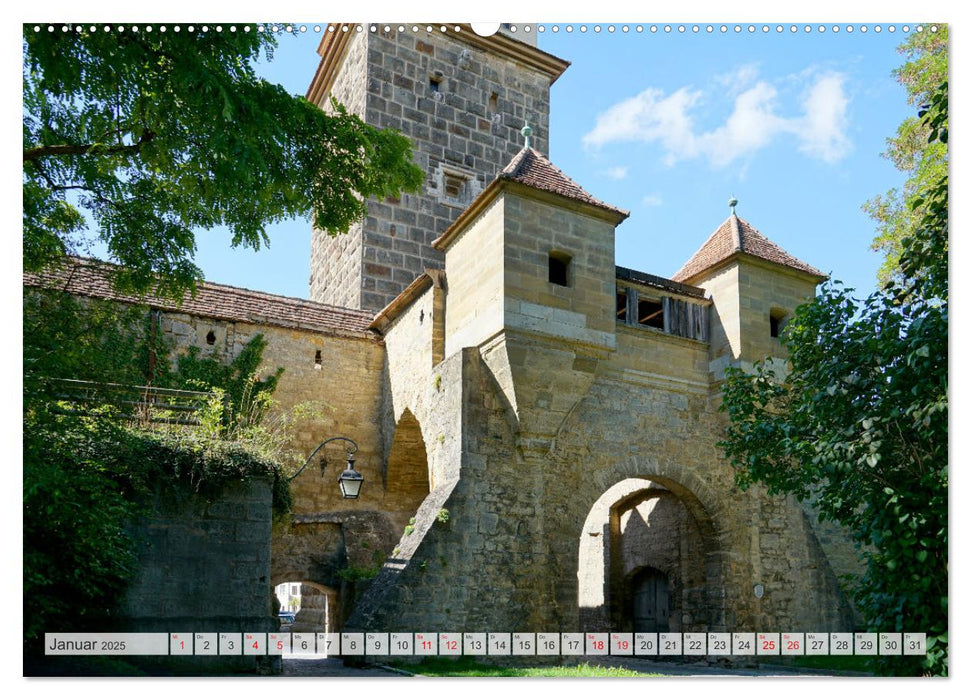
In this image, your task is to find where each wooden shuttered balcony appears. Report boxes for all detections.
[616,285,709,343]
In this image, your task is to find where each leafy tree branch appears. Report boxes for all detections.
[23,25,424,297]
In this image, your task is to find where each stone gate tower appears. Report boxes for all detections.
[306,24,569,311]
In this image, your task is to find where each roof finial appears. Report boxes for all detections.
[729,195,738,215]
[521,120,533,150]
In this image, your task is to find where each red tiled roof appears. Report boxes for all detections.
[499,147,629,219]
[672,214,825,283]
[23,258,377,338]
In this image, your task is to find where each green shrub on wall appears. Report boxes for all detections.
[174,333,284,435]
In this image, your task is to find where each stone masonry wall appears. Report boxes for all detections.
[443,196,506,356]
[503,192,618,348]
[735,258,819,364]
[357,307,857,635]
[159,311,385,493]
[620,493,706,632]
[543,363,857,633]
[119,480,276,672]
[310,29,556,311]
[347,347,531,633]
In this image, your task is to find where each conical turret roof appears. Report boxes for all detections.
[672,212,825,283]
[497,147,629,219]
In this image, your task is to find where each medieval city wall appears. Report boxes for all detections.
[71,298,412,625]
[380,283,463,492]
[695,258,821,378]
[354,279,858,635]
[544,377,855,632]
[734,258,821,362]
[502,192,619,349]
[348,346,544,633]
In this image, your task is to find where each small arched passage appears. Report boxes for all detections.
[270,578,339,635]
[578,475,724,633]
[288,581,339,636]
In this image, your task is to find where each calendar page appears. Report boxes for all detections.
[22,2,948,682]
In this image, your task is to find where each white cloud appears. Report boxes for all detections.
[641,193,663,207]
[793,73,851,162]
[582,68,851,168]
[714,63,761,93]
[696,82,785,167]
[581,87,702,154]
[600,166,629,180]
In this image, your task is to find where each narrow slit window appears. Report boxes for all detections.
[489,92,499,112]
[548,251,571,287]
[616,289,628,322]
[206,330,216,345]
[637,298,664,329]
[429,71,444,93]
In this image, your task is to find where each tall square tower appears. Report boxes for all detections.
[306,24,569,311]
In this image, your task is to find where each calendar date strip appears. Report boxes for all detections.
[46,631,928,656]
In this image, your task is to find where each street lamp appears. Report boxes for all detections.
[289,436,363,499]
[337,453,364,499]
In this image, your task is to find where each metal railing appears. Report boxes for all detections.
[43,378,216,426]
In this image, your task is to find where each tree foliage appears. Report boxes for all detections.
[23,25,424,296]
[24,414,292,659]
[863,26,947,284]
[720,83,947,676]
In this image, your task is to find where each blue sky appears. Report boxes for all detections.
[188,21,926,301]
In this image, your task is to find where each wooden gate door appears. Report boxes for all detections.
[631,568,670,632]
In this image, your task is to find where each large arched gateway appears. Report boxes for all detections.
[577,476,725,634]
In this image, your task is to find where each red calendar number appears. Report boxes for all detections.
[762,640,776,651]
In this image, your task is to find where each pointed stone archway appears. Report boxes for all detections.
[385,408,431,498]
